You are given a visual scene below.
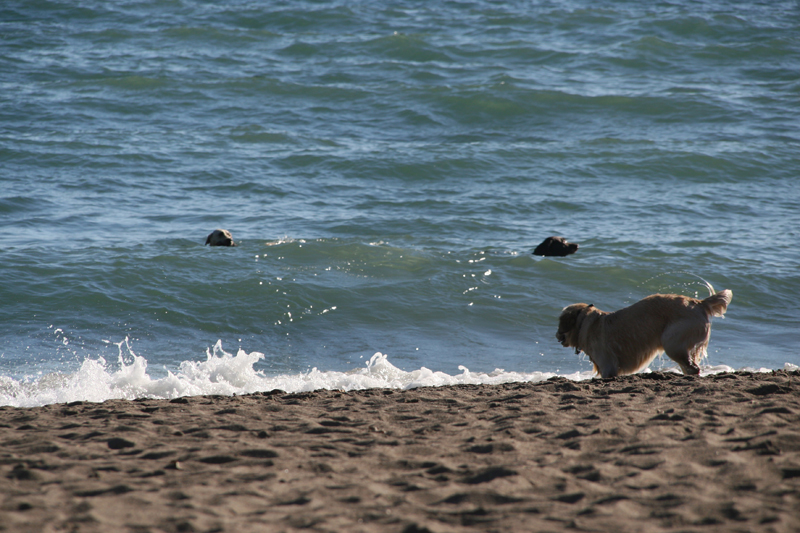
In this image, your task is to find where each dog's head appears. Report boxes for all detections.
[556,303,593,349]
[533,236,579,257]
[205,229,236,247]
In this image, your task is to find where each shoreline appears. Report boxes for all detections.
[2,370,798,532]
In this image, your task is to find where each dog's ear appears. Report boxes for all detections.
[557,303,590,347]
[557,305,578,332]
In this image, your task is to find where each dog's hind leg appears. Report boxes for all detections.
[666,350,701,375]
[662,323,707,375]
[664,342,705,376]
[664,341,708,376]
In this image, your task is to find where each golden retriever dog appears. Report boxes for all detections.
[205,229,236,247]
[556,289,732,377]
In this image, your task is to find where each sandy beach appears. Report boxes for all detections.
[1,370,798,533]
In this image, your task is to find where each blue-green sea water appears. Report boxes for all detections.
[2,0,799,406]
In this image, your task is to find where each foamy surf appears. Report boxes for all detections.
[0,339,791,408]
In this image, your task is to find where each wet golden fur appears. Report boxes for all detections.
[556,290,732,378]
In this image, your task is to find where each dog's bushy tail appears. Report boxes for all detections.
[702,289,732,317]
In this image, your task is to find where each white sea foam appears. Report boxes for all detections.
[0,340,790,408]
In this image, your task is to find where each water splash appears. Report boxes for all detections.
[641,271,719,298]
[0,339,788,408]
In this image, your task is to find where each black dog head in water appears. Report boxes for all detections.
[533,236,579,257]
[205,229,236,247]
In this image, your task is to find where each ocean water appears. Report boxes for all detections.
[2,0,799,407]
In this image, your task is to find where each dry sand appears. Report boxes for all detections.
[1,370,799,533]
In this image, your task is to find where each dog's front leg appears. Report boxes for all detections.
[591,352,619,379]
